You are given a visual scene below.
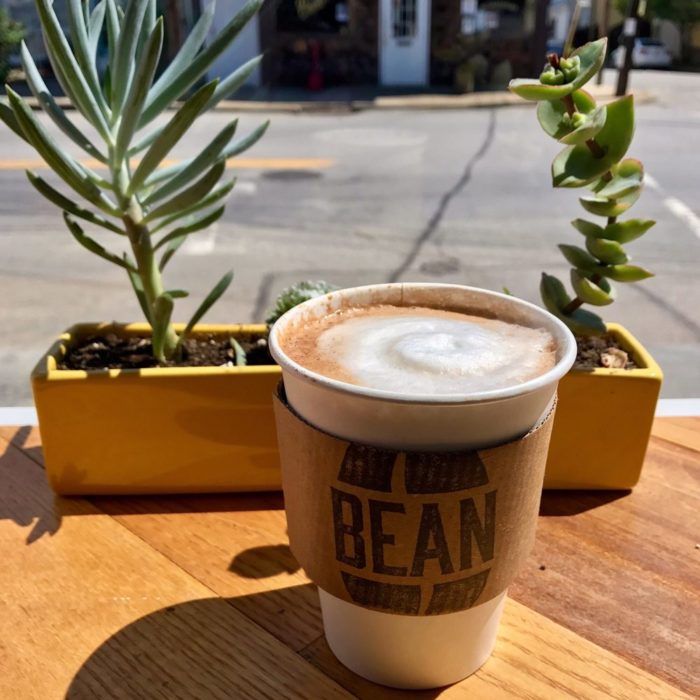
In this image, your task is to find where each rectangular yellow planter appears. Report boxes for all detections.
[544,323,663,490]
[32,323,281,495]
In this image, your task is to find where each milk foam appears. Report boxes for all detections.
[314,311,555,395]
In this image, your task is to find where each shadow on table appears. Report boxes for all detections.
[0,425,63,544]
[539,489,631,516]
[65,584,447,700]
[229,544,301,578]
[91,490,285,517]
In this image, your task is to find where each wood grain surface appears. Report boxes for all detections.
[0,423,697,699]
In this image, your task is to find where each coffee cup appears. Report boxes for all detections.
[270,283,576,689]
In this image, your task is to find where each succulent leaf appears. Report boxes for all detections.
[67,0,101,97]
[145,120,238,204]
[223,120,271,159]
[154,206,226,251]
[144,160,227,223]
[551,95,634,188]
[152,181,236,233]
[579,187,641,217]
[559,105,607,146]
[593,158,643,198]
[536,89,596,139]
[595,264,654,282]
[585,236,629,264]
[35,0,110,137]
[144,2,216,116]
[87,1,107,62]
[64,214,130,269]
[568,38,607,90]
[539,272,606,334]
[558,244,599,272]
[205,55,264,110]
[140,0,262,126]
[508,78,575,101]
[180,270,235,341]
[27,171,122,234]
[6,88,115,212]
[125,257,153,323]
[20,42,106,162]
[230,337,248,366]
[570,269,615,305]
[110,0,150,111]
[0,102,28,142]
[571,218,605,238]
[114,19,163,164]
[129,81,218,194]
[603,218,655,243]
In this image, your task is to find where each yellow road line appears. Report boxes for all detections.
[0,157,334,171]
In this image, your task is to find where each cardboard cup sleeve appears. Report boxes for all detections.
[273,384,555,616]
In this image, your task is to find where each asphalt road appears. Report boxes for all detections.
[1,70,698,404]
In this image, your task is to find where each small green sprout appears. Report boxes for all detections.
[266,281,337,325]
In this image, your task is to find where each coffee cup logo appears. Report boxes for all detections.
[330,445,495,615]
[273,387,553,617]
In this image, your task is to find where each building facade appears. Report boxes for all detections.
[210,0,546,90]
[3,0,698,92]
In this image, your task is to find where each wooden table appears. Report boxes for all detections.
[1,419,698,699]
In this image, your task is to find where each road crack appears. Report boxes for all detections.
[388,109,497,283]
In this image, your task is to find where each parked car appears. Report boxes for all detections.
[611,38,672,69]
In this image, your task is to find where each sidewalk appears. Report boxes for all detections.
[4,81,654,114]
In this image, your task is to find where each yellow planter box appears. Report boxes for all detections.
[32,323,281,495]
[544,323,663,490]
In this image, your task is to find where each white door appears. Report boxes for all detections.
[380,0,431,86]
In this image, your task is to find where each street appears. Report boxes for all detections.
[0,70,698,403]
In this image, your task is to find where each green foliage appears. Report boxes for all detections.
[0,8,23,84]
[1,0,267,362]
[266,281,338,325]
[509,37,655,336]
[615,0,700,25]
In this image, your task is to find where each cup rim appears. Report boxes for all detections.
[269,283,577,405]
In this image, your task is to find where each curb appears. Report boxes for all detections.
[212,85,656,113]
[3,86,655,114]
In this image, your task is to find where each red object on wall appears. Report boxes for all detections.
[307,40,324,91]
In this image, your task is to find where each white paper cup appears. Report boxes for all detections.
[270,283,576,689]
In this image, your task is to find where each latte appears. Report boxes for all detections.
[279,304,556,395]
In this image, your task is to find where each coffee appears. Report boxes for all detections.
[279,304,556,395]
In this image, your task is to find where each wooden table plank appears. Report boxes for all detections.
[510,436,700,696]
[652,417,700,452]
[0,435,350,700]
[94,493,324,652]
[301,599,690,699]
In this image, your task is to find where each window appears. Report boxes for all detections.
[392,0,417,39]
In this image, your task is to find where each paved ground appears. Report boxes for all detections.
[1,70,698,403]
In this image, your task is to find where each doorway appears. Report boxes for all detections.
[380,0,431,85]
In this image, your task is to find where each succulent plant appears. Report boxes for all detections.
[266,280,338,325]
[0,0,268,361]
[509,38,655,335]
